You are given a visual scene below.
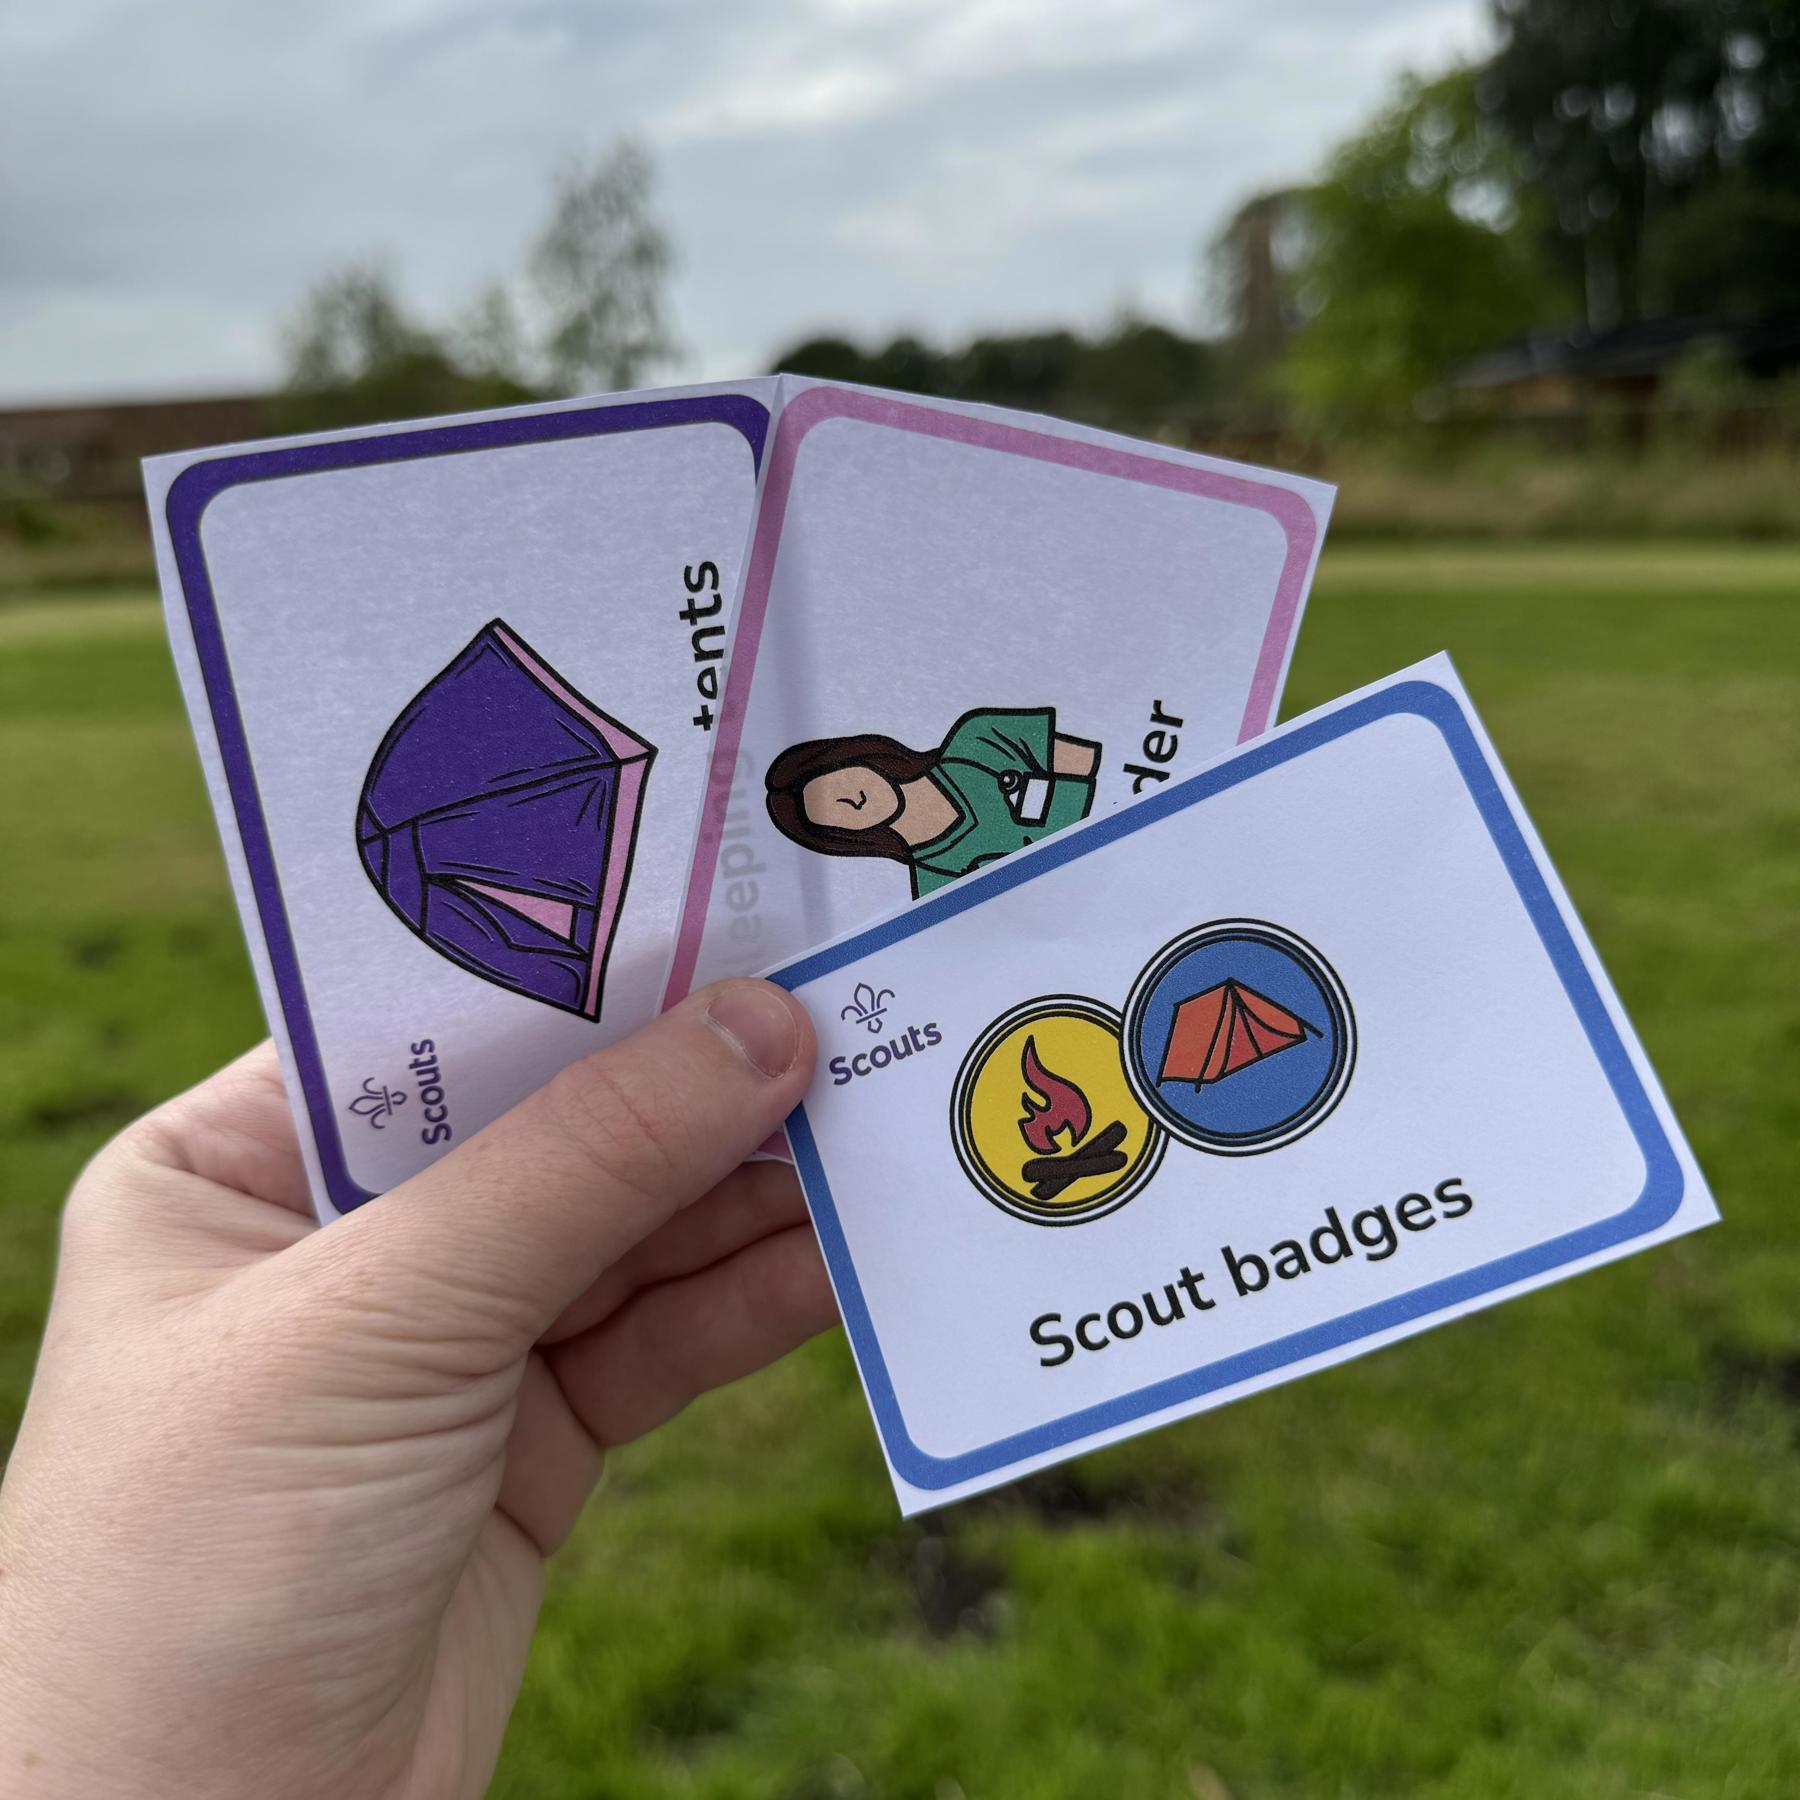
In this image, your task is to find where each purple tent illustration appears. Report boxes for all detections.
[356,619,655,1018]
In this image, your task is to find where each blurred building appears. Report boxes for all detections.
[1456,313,1800,428]
[0,393,272,504]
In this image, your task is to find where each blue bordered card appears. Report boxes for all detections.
[769,655,1717,1514]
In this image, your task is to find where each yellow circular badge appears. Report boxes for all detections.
[950,996,1167,1226]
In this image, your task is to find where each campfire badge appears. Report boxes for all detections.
[950,997,1166,1225]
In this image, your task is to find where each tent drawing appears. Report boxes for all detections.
[1158,980,1315,1088]
[356,619,655,1019]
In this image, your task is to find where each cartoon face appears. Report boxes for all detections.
[802,765,901,834]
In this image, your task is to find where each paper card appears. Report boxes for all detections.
[664,378,1335,1010]
[768,655,1717,1514]
[148,383,772,1219]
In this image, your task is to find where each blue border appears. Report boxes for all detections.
[771,678,1686,1491]
[164,393,769,1212]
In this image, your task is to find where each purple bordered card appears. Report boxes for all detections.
[149,384,770,1218]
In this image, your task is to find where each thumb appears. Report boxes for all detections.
[323,979,814,1353]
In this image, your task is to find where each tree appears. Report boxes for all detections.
[283,264,435,391]
[768,323,1216,431]
[954,331,1083,413]
[529,141,674,394]
[1065,318,1218,428]
[773,336,877,385]
[1645,176,1800,317]
[277,138,678,427]
[276,264,538,434]
[1207,189,1309,360]
[1483,0,1800,324]
[455,282,532,390]
[1281,69,1567,433]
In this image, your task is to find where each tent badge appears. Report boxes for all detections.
[1124,921,1354,1155]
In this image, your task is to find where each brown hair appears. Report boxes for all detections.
[765,733,938,863]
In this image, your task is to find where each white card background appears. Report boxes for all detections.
[774,658,1717,1513]
[150,386,766,1216]
[672,381,1334,997]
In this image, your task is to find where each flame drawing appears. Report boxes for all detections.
[1018,1036,1092,1153]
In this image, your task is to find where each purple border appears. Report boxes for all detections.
[163,393,768,1213]
[663,384,1322,1012]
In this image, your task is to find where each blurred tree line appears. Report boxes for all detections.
[281,1,1800,444]
[770,322,1225,435]
[1225,0,1800,432]
[781,1,1800,439]
[274,141,671,433]
[1487,0,1800,327]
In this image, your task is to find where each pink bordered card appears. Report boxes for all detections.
[664,379,1333,1163]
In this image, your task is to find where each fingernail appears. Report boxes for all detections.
[705,982,801,1079]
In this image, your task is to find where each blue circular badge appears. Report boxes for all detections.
[1122,920,1355,1155]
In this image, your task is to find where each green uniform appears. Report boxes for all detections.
[908,708,1098,898]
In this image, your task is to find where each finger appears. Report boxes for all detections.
[502,1222,837,1554]
[494,1349,607,1559]
[543,1221,837,1453]
[320,981,814,1355]
[541,1158,809,1345]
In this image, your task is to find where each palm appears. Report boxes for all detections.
[31,1043,831,1800]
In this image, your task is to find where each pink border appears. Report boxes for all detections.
[663,384,1321,1010]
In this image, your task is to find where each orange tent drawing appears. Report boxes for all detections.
[1158,980,1316,1088]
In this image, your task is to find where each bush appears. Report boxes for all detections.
[1320,445,1800,540]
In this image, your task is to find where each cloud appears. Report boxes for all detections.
[0,0,1489,401]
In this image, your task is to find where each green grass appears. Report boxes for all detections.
[3,546,1798,1798]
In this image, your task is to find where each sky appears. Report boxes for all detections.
[0,0,1490,405]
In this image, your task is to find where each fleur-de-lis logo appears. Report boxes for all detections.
[841,981,895,1035]
[348,1078,407,1130]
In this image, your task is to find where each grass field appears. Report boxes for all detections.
[2,544,1797,1798]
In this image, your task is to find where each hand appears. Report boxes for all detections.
[0,980,834,1800]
